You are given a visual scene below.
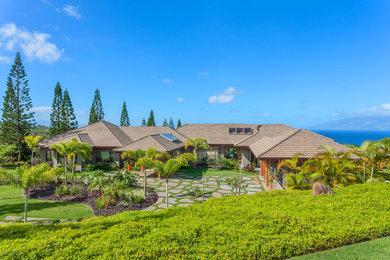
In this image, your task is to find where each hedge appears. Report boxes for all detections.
[1,183,390,259]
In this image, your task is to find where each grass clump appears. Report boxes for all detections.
[0,183,390,259]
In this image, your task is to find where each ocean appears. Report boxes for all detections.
[312,130,390,146]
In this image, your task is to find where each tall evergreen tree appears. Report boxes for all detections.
[120,101,130,126]
[141,118,146,126]
[0,52,35,161]
[177,119,182,128]
[168,117,175,129]
[162,118,168,126]
[147,110,156,126]
[88,89,104,124]
[61,89,78,132]
[49,82,63,136]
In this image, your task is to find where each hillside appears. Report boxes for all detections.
[0,183,390,259]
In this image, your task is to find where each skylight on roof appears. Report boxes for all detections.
[160,133,178,142]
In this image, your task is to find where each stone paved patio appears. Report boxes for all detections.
[143,172,263,211]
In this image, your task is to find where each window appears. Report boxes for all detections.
[229,128,236,134]
[237,128,243,134]
[244,128,253,134]
[46,150,53,161]
[96,151,114,163]
[57,154,65,165]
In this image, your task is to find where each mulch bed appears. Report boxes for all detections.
[28,182,158,217]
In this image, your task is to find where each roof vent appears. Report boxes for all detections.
[257,125,262,132]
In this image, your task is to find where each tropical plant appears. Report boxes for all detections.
[49,142,73,187]
[24,135,42,166]
[0,163,54,222]
[185,138,210,169]
[135,156,156,197]
[67,138,92,180]
[154,153,196,208]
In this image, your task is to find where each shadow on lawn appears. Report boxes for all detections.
[0,201,79,218]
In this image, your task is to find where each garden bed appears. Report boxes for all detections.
[28,182,158,216]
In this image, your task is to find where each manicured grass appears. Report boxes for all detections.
[176,167,256,177]
[0,185,94,222]
[292,236,390,259]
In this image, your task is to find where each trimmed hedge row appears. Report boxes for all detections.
[1,183,390,259]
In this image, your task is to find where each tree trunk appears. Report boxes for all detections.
[72,155,76,183]
[24,188,28,223]
[64,159,68,187]
[127,158,130,171]
[239,169,242,195]
[371,167,374,179]
[143,169,147,198]
[165,178,169,208]
[31,150,34,166]
[202,171,205,201]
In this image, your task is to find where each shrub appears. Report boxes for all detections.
[94,197,105,209]
[69,188,75,196]
[1,183,390,259]
[61,186,69,195]
[73,185,83,195]
[112,170,138,187]
[55,187,62,197]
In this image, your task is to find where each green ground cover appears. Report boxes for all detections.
[0,183,389,259]
[292,236,390,259]
[0,185,94,222]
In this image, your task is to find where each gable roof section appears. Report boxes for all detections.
[258,129,351,159]
[177,124,296,145]
[114,134,184,152]
[38,121,125,148]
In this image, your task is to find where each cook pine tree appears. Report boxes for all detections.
[141,118,146,126]
[89,88,104,124]
[177,119,182,128]
[169,117,175,129]
[61,89,78,132]
[0,52,35,161]
[120,101,130,126]
[49,82,63,136]
[147,110,156,126]
[162,118,168,126]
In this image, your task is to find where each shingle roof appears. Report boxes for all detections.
[176,124,295,145]
[114,134,184,152]
[38,121,128,148]
[120,126,188,142]
[258,129,352,159]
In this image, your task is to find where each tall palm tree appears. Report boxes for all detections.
[185,138,209,169]
[121,150,137,171]
[0,164,54,222]
[24,135,42,166]
[49,142,73,187]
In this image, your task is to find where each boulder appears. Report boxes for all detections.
[312,182,334,195]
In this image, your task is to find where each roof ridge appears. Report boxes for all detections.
[101,121,127,145]
[38,133,79,147]
[257,129,302,157]
[234,132,259,146]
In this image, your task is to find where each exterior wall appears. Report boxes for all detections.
[240,149,251,168]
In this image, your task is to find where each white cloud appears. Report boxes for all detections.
[198,71,208,78]
[162,78,171,84]
[263,113,271,118]
[352,103,390,116]
[208,86,243,104]
[61,5,81,20]
[0,23,63,63]
[0,55,11,63]
[31,106,51,112]
[177,97,184,103]
[332,112,340,117]
[41,0,51,5]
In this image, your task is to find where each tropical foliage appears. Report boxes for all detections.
[279,138,390,190]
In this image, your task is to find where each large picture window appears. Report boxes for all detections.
[96,151,114,163]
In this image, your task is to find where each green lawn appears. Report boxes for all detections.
[176,167,256,177]
[292,236,390,260]
[0,185,94,222]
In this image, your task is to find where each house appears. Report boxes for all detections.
[38,121,350,188]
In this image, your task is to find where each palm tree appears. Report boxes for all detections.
[24,135,42,166]
[154,153,196,208]
[67,138,92,180]
[121,150,137,171]
[0,164,54,222]
[153,151,171,178]
[278,153,311,190]
[135,157,156,197]
[352,141,386,180]
[185,138,209,169]
[49,142,73,187]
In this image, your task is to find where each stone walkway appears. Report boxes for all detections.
[143,172,263,211]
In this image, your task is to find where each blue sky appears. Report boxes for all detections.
[0,0,389,128]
